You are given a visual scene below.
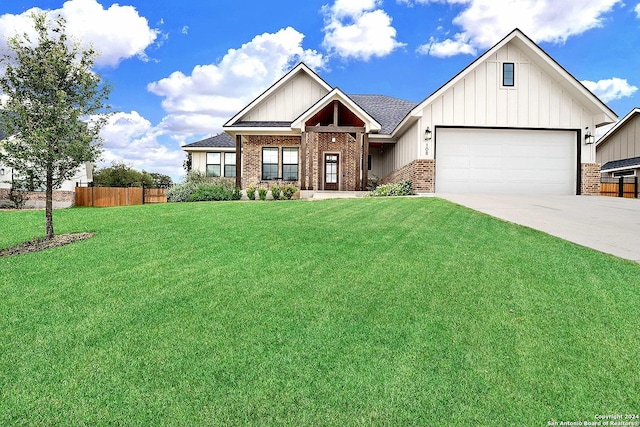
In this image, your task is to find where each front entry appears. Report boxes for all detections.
[324,153,339,190]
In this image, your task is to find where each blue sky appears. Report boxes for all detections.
[1,0,639,180]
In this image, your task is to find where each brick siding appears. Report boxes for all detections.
[242,135,301,189]
[581,163,601,195]
[380,159,435,192]
[307,132,359,191]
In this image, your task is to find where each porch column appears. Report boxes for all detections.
[355,131,362,191]
[301,131,307,190]
[362,134,369,190]
[235,134,242,189]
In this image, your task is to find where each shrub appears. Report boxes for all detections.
[258,188,268,201]
[188,180,241,202]
[282,184,297,200]
[367,175,381,191]
[166,181,199,202]
[270,185,282,201]
[168,173,241,202]
[246,184,256,200]
[8,181,28,209]
[366,180,414,197]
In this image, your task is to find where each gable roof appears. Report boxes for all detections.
[290,88,382,133]
[183,133,235,149]
[596,107,640,148]
[349,95,417,135]
[224,63,332,128]
[394,28,617,136]
[601,156,640,172]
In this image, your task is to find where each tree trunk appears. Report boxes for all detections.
[45,168,54,239]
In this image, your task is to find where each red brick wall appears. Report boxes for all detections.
[581,163,601,195]
[381,159,435,192]
[243,135,301,188]
[307,132,359,191]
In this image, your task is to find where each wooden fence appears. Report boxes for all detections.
[75,186,167,207]
[600,177,639,198]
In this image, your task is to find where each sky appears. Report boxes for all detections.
[0,0,639,181]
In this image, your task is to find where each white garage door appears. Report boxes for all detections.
[435,128,577,194]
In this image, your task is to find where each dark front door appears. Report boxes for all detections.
[324,153,339,190]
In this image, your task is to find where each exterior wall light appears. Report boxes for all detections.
[0,168,4,175]
[424,127,432,141]
[584,127,595,144]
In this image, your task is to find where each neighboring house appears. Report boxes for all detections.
[596,108,640,178]
[183,28,616,195]
[1,130,93,207]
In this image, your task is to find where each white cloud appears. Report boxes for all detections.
[411,0,621,57]
[97,111,185,179]
[322,0,405,60]
[148,27,325,136]
[635,3,640,17]
[581,77,638,102]
[417,33,477,57]
[0,0,158,68]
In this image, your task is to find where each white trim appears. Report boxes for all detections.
[596,108,640,148]
[601,164,640,173]
[291,88,382,133]
[224,63,332,128]
[392,29,617,138]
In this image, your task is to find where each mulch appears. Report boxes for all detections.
[0,232,96,257]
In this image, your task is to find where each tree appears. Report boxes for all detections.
[0,12,110,238]
[93,162,173,188]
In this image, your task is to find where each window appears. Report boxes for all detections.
[282,148,299,181]
[262,147,279,180]
[224,152,236,178]
[613,170,635,178]
[503,63,514,87]
[368,154,372,171]
[206,152,221,177]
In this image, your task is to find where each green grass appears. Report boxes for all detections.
[0,198,638,426]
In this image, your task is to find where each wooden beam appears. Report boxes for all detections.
[355,131,362,191]
[363,133,369,190]
[333,100,338,126]
[235,134,242,189]
[305,126,365,133]
[300,131,307,190]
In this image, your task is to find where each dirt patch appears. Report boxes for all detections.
[0,232,96,257]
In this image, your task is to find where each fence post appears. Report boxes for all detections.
[142,183,145,205]
[618,176,624,198]
[635,176,638,199]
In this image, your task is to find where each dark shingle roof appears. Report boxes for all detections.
[183,133,235,148]
[348,94,417,135]
[601,156,640,171]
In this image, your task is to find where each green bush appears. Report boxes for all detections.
[168,173,240,202]
[258,188,268,201]
[270,185,282,200]
[282,185,297,200]
[246,184,256,200]
[366,180,414,197]
[188,181,241,202]
[166,181,199,202]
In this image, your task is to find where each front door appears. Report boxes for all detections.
[324,153,339,190]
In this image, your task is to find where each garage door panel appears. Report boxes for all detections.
[435,128,577,195]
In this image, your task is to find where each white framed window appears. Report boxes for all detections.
[262,147,279,180]
[282,148,299,181]
[206,152,221,177]
[224,152,236,177]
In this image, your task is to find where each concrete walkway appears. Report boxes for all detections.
[438,194,640,263]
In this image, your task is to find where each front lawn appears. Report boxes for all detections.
[0,198,638,425]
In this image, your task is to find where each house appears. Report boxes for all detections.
[183,28,617,196]
[0,130,93,207]
[596,108,640,178]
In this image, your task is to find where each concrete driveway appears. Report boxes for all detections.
[437,194,640,263]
